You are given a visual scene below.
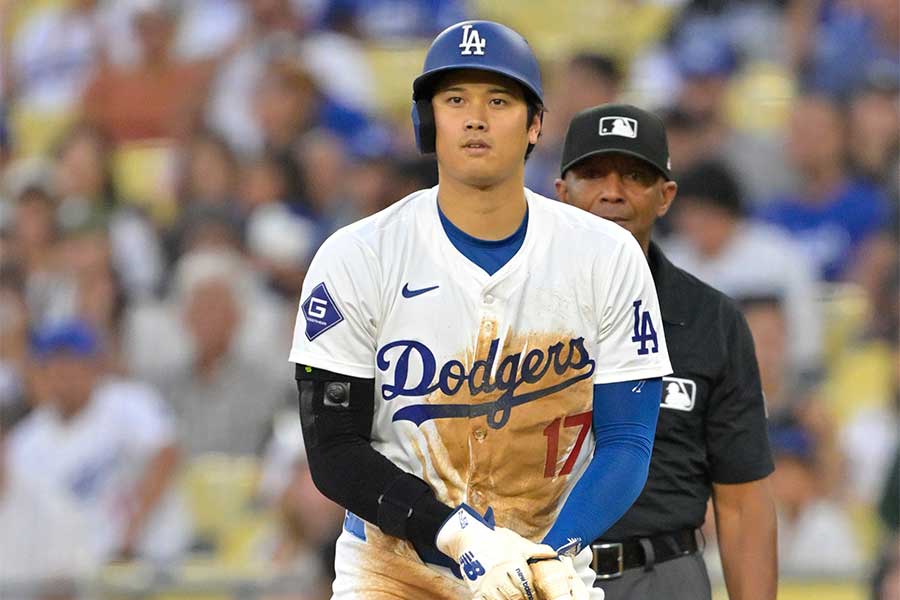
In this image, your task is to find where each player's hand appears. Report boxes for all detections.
[530,555,590,600]
[436,504,557,600]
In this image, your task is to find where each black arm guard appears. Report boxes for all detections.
[295,364,453,554]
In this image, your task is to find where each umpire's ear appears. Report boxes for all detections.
[555,178,569,204]
[656,180,678,218]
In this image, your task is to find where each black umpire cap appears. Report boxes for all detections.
[560,103,672,180]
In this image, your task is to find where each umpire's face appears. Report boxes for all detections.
[431,69,541,189]
[555,153,677,251]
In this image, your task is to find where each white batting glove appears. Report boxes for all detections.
[531,542,603,600]
[530,555,590,600]
[572,546,604,599]
[436,504,558,600]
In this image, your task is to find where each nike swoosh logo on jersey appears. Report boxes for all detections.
[401,283,440,298]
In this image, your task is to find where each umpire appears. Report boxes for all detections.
[555,104,777,600]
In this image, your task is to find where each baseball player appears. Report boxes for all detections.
[556,104,777,600]
[290,22,672,600]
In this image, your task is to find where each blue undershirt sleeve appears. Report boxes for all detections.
[541,378,662,552]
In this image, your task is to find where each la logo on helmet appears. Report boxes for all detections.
[459,24,486,55]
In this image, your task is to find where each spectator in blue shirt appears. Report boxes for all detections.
[757,94,890,281]
[791,0,900,101]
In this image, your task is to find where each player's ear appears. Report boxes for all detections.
[525,102,543,146]
[656,181,677,217]
[528,113,541,145]
[555,178,568,203]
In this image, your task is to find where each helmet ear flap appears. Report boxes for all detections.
[412,99,436,154]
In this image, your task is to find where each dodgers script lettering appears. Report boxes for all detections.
[377,337,595,429]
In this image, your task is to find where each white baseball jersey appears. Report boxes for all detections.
[0,470,99,586]
[8,377,192,562]
[289,186,671,594]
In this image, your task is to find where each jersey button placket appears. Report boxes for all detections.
[470,289,500,511]
[479,291,499,336]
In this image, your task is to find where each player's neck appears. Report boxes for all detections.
[436,172,527,240]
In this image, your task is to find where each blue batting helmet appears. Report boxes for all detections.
[411,20,544,154]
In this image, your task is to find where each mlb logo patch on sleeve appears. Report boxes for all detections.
[301,282,344,341]
[661,377,696,411]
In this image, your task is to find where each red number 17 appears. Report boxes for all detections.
[542,410,592,478]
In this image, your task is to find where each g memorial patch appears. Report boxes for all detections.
[301,282,344,341]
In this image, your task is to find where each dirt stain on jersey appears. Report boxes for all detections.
[423,321,595,540]
[338,329,595,593]
[336,529,468,599]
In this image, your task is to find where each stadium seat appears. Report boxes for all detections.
[180,454,263,558]
[364,44,428,115]
[471,0,675,61]
[9,107,77,159]
[111,141,179,225]
[724,61,796,134]
[714,581,866,600]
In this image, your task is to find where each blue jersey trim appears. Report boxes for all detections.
[438,202,527,276]
[343,511,367,541]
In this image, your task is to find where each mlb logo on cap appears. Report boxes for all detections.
[599,116,638,138]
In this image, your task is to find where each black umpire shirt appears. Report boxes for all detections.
[599,242,775,541]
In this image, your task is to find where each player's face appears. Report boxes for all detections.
[431,70,541,188]
[555,153,677,249]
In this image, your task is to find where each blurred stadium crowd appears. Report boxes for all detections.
[0,0,897,599]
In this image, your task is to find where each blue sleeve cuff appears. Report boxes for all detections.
[541,378,661,551]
